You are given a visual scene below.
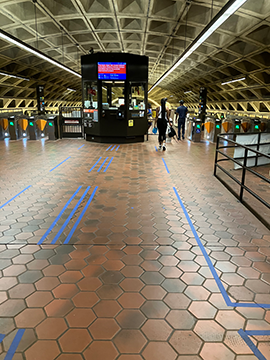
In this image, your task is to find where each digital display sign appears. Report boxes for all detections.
[98,62,126,80]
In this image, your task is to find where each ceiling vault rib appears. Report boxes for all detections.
[70,0,106,53]
[149,1,192,79]
[34,0,86,59]
[141,0,153,56]
[111,0,124,52]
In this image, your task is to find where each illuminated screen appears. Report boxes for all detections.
[98,62,126,80]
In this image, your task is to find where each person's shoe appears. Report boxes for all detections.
[177,137,180,141]
[158,144,162,150]
[182,136,185,140]
[163,145,166,151]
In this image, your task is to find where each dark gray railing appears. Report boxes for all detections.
[214,132,270,230]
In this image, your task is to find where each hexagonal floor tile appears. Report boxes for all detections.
[114,330,147,353]
[89,318,120,339]
[66,308,96,327]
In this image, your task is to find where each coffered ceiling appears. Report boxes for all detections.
[0,0,269,114]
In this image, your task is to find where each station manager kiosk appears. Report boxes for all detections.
[81,52,149,144]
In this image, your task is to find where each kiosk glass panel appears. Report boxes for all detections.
[84,81,98,109]
[129,84,146,112]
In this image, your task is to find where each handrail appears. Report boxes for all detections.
[218,134,270,159]
[214,132,270,230]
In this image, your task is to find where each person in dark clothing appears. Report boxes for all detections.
[175,100,188,140]
[155,98,172,151]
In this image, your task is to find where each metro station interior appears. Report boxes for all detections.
[0,0,270,359]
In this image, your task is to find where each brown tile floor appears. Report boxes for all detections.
[0,136,269,360]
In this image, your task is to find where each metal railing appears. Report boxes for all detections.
[214,132,270,230]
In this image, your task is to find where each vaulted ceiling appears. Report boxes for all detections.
[0,0,269,114]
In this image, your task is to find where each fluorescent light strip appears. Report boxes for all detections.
[0,30,81,78]
[221,77,245,85]
[67,88,76,92]
[184,90,192,94]
[0,71,29,81]
[148,0,248,93]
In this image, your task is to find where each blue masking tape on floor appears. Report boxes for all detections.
[97,157,108,172]
[4,329,25,360]
[106,145,112,151]
[238,329,267,360]
[103,157,114,173]
[88,157,102,172]
[49,156,71,172]
[64,186,98,244]
[0,185,32,209]
[173,186,270,309]
[51,186,91,244]
[38,186,82,245]
[162,158,170,174]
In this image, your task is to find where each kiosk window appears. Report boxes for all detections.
[101,82,125,110]
[130,84,145,111]
[84,82,98,109]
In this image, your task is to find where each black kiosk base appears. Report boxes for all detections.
[81,53,148,144]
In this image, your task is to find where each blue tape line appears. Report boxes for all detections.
[238,329,267,360]
[63,186,98,244]
[173,187,270,309]
[162,158,170,174]
[230,302,270,308]
[0,334,5,343]
[110,145,116,151]
[155,146,158,152]
[103,157,114,172]
[0,185,32,209]
[245,330,270,336]
[88,157,102,172]
[4,329,25,360]
[37,186,82,245]
[49,156,71,172]
[97,157,108,172]
[78,145,85,150]
[115,145,120,151]
[173,187,232,306]
[106,145,112,151]
[51,186,91,244]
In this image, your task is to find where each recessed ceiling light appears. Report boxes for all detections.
[0,71,29,81]
[0,29,81,78]
[221,77,245,85]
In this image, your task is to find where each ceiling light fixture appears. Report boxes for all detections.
[0,29,81,78]
[184,90,192,94]
[0,71,29,81]
[221,77,246,85]
[67,88,76,92]
[148,0,248,94]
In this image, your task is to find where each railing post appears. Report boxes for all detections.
[239,147,248,202]
[255,132,261,167]
[214,135,219,176]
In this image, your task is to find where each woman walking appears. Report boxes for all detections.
[155,98,172,151]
